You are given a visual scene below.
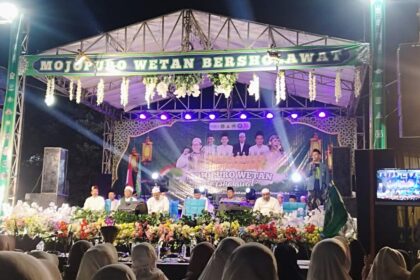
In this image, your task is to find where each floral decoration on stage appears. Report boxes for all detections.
[0,201,325,251]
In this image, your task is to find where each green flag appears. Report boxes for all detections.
[322,182,348,238]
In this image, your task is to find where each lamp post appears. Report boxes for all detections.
[0,2,24,212]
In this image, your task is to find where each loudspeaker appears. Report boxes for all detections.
[41,147,68,195]
[332,147,352,197]
[398,43,420,137]
[355,149,396,253]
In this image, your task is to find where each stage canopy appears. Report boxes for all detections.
[32,9,368,114]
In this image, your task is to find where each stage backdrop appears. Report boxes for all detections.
[112,117,358,200]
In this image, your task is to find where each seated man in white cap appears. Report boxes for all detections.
[83,185,105,211]
[118,185,138,210]
[253,188,281,216]
[147,186,170,214]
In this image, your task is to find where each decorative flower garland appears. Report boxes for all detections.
[335,70,342,103]
[208,73,238,98]
[173,74,202,99]
[275,70,286,104]
[354,67,361,98]
[76,79,82,104]
[96,78,105,105]
[45,77,55,105]
[68,79,74,101]
[248,74,260,101]
[120,77,130,108]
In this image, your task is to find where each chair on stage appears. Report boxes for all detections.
[283,202,307,217]
[183,199,206,217]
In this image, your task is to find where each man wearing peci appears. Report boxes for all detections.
[233,132,250,156]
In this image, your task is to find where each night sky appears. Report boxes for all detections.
[0,0,419,203]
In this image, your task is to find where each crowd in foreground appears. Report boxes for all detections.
[0,235,419,280]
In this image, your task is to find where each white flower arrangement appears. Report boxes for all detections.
[76,79,82,104]
[120,77,130,108]
[69,79,74,101]
[354,67,361,98]
[209,73,238,99]
[248,74,260,101]
[96,78,105,105]
[335,70,342,103]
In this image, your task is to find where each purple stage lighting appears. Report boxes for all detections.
[160,114,168,121]
[184,113,192,120]
[139,113,147,120]
[209,113,216,120]
[239,113,247,120]
[318,111,326,118]
[291,113,298,119]
[266,112,274,119]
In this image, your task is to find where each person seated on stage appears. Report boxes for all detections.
[253,188,281,216]
[105,191,119,213]
[83,185,105,211]
[192,188,214,212]
[277,193,284,213]
[118,186,138,209]
[249,131,269,156]
[147,186,169,214]
[220,187,242,203]
[288,194,297,203]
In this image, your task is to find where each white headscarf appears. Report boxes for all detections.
[92,263,136,280]
[367,246,410,280]
[76,243,118,280]
[199,237,245,280]
[222,242,278,280]
[29,251,62,280]
[307,238,352,280]
[131,242,168,280]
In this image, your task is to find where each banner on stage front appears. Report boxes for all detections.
[20,44,369,77]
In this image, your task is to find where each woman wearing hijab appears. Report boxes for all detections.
[366,246,410,280]
[76,243,118,280]
[131,242,168,280]
[65,240,93,280]
[410,263,420,280]
[274,243,304,280]
[183,242,215,280]
[28,250,62,280]
[307,238,352,280]
[0,251,55,280]
[92,263,136,280]
[349,239,366,280]
[222,242,278,280]
[199,237,245,280]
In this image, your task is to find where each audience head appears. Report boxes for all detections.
[274,243,304,280]
[0,251,54,280]
[92,264,136,280]
[131,243,166,280]
[348,239,366,280]
[222,242,278,280]
[76,243,118,280]
[307,238,352,280]
[185,242,215,280]
[28,251,61,280]
[193,188,202,199]
[410,262,420,280]
[366,246,410,280]
[199,237,245,280]
[67,240,93,279]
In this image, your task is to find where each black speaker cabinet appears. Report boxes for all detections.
[41,147,68,195]
[355,149,396,253]
[398,43,420,138]
[332,147,352,197]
